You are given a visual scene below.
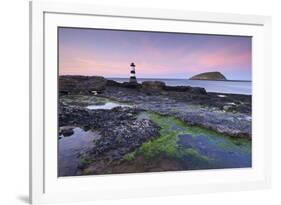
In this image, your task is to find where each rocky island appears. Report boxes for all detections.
[190,71,227,81]
[58,75,252,176]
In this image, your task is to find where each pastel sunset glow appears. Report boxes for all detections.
[59,27,252,80]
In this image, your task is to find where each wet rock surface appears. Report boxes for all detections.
[59,126,75,137]
[59,103,160,164]
[77,112,251,175]
[100,84,251,138]
[58,77,252,176]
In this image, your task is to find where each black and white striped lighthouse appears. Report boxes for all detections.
[129,62,137,83]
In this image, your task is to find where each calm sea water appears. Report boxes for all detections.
[109,78,252,95]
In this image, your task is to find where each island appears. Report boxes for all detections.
[190,71,227,81]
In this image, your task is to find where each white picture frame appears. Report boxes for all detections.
[30,1,272,204]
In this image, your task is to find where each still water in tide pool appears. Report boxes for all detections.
[58,127,100,176]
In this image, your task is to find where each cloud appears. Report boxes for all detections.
[59,30,251,79]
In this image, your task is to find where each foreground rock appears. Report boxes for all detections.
[59,103,160,163]
[190,71,227,81]
[58,76,252,176]
[59,126,75,137]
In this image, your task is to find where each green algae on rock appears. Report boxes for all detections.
[123,112,251,170]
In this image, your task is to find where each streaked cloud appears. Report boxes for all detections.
[59,28,251,80]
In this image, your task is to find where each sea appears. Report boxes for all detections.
[109,78,252,95]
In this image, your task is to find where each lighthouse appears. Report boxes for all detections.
[129,62,137,83]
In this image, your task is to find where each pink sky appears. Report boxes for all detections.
[59,28,252,80]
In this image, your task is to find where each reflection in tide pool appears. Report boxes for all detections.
[177,134,251,169]
[86,102,131,110]
[58,127,100,176]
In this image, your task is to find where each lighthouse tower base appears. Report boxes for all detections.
[129,76,137,84]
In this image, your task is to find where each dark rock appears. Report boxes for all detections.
[59,78,76,95]
[141,81,166,91]
[100,85,252,138]
[59,75,107,94]
[175,111,251,139]
[191,87,207,95]
[59,104,160,163]
[122,82,141,89]
[106,79,122,86]
[164,85,207,95]
[59,126,74,137]
[107,80,142,89]
[59,76,251,139]
[164,85,192,92]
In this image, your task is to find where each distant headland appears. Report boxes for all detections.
[189,71,251,82]
[189,71,227,81]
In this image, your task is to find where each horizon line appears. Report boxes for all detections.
[59,75,252,82]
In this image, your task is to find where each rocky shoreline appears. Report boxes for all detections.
[59,104,160,163]
[101,81,251,138]
[58,76,252,176]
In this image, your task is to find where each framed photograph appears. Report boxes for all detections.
[30,1,272,204]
